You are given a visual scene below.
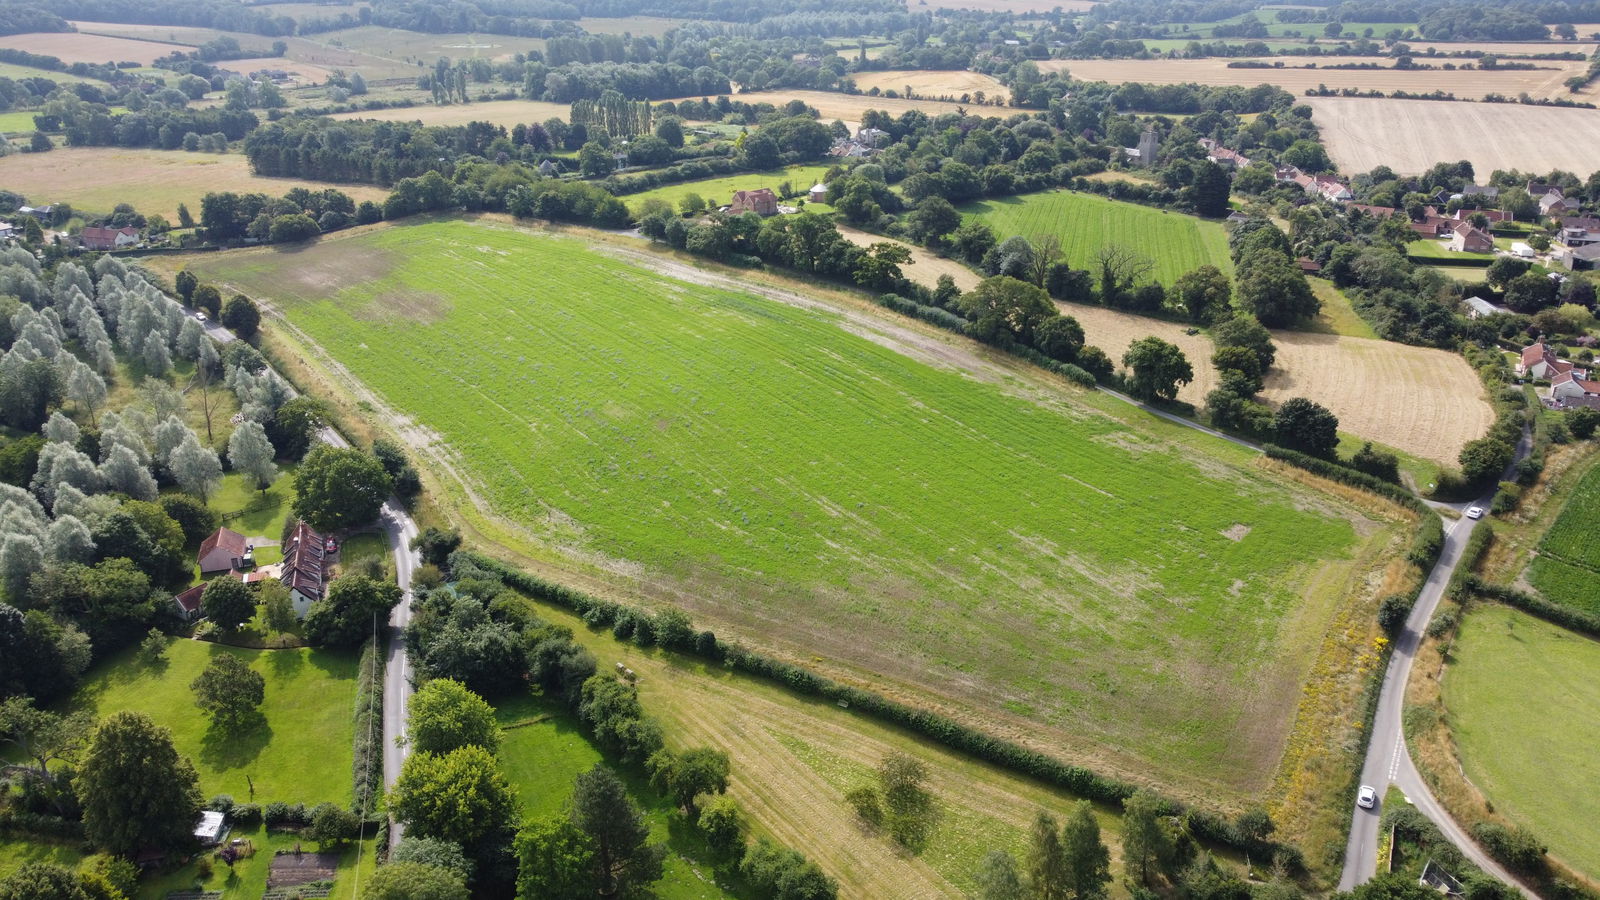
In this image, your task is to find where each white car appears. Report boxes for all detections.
[1466,506,1485,520]
[1357,785,1378,809]
[195,311,208,323]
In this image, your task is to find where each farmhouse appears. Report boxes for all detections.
[173,583,205,622]
[1464,295,1508,318]
[808,182,828,203]
[1449,222,1494,253]
[729,188,779,216]
[197,527,251,575]
[79,225,140,251]
[279,520,328,617]
[1518,341,1581,379]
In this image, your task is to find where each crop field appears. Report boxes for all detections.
[578,16,697,37]
[178,216,1395,799]
[1306,97,1600,175]
[622,164,833,214]
[909,0,1098,11]
[682,89,996,129]
[0,31,182,65]
[0,147,390,220]
[1527,460,1600,615]
[312,25,548,62]
[1444,607,1600,880]
[1040,57,1588,99]
[847,68,1010,100]
[69,22,419,80]
[67,638,360,805]
[959,189,1235,285]
[328,98,572,129]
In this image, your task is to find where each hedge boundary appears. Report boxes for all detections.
[350,635,385,818]
[1459,575,1600,638]
[457,550,1303,869]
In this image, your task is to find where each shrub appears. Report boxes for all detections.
[1471,822,1547,874]
[1377,595,1413,636]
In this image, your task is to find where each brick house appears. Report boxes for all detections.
[729,188,778,216]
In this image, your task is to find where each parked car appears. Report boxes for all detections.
[1466,506,1485,520]
[1357,785,1378,809]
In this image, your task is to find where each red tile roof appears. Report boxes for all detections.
[279,521,327,600]
[174,583,205,614]
[199,528,248,559]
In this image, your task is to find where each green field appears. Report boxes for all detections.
[1444,607,1600,879]
[182,217,1379,793]
[69,638,360,806]
[495,693,734,899]
[623,164,834,216]
[0,111,38,134]
[1405,239,1494,265]
[959,190,1234,285]
[1527,459,1600,615]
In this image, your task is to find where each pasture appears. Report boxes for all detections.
[959,189,1235,285]
[1042,56,1588,100]
[847,68,1010,100]
[622,163,833,214]
[1306,97,1600,175]
[328,98,571,130]
[0,147,391,220]
[1444,607,1600,880]
[178,216,1389,798]
[67,638,360,805]
[0,31,181,65]
[1527,459,1600,615]
[0,60,100,83]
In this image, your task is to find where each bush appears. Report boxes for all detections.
[230,803,262,827]
[1491,482,1522,515]
[1471,822,1547,874]
[263,801,310,827]
[1377,594,1413,636]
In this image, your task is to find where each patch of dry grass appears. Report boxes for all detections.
[847,69,1010,101]
[1308,97,1600,175]
[328,98,572,128]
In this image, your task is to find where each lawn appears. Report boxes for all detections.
[180,216,1381,798]
[1444,606,1600,879]
[0,111,38,134]
[623,163,834,216]
[68,638,360,806]
[1405,239,1495,264]
[494,693,734,900]
[1526,458,1600,615]
[134,823,377,900]
[959,190,1235,284]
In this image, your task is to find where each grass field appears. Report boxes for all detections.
[0,147,390,219]
[0,111,38,134]
[1307,97,1600,175]
[959,189,1234,285]
[69,22,418,80]
[1526,459,1600,615]
[176,216,1394,799]
[328,98,572,130]
[623,164,833,215]
[1444,606,1600,879]
[846,69,1009,100]
[68,638,360,806]
[312,25,547,61]
[1042,56,1587,100]
[0,60,101,83]
[1406,239,1494,264]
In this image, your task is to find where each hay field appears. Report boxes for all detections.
[0,147,390,219]
[312,25,547,61]
[910,0,1097,11]
[848,68,1010,100]
[1041,56,1588,99]
[181,217,1389,798]
[0,31,182,65]
[1051,300,1491,461]
[693,89,998,129]
[70,21,418,79]
[1444,607,1600,880]
[328,98,570,129]
[1306,97,1600,175]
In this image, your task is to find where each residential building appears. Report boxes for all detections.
[280,520,327,617]
[80,225,140,251]
[1348,204,1399,218]
[173,584,206,622]
[1206,146,1250,168]
[197,527,251,575]
[1559,216,1600,247]
[1560,242,1600,271]
[729,188,778,216]
[1551,370,1600,404]
[1517,341,1580,379]
[1526,182,1563,199]
[1460,184,1499,201]
[18,205,53,220]
[0,223,14,240]
[1453,208,1512,225]
[1541,193,1580,216]
[1448,222,1494,253]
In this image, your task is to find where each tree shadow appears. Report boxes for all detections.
[199,710,272,772]
[264,646,305,679]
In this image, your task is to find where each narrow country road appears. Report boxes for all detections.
[196,312,421,840]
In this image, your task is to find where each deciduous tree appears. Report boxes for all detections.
[201,576,255,631]
[190,653,266,733]
[292,445,391,532]
[408,678,501,755]
[390,746,517,853]
[515,816,598,900]
[1123,337,1194,402]
[74,712,202,855]
[227,420,277,491]
[1273,397,1340,459]
[362,862,468,900]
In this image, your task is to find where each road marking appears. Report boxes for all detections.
[1388,733,1404,782]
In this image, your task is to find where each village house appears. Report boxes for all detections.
[1197,138,1250,169]
[1517,341,1582,380]
[1409,206,1454,237]
[857,127,889,147]
[808,182,828,204]
[79,225,140,252]
[1463,295,1508,318]
[280,520,328,617]
[173,583,206,622]
[1458,184,1499,202]
[729,188,779,216]
[1551,369,1600,406]
[197,527,251,576]
[1559,242,1600,270]
[1541,192,1580,217]
[1559,216,1600,247]
[1448,221,1494,253]
[1453,208,1512,225]
[1527,182,1563,199]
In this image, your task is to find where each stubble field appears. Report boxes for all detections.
[846,68,1010,100]
[328,98,573,129]
[0,31,183,65]
[1043,56,1588,99]
[692,89,1001,129]
[1306,96,1600,175]
[0,147,391,220]
[177,216,1390,798]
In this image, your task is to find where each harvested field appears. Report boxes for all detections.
[1306,97,1600,175]
[847,68,1010,100]
[836,224,981,291]
[70,21,418,79]
[312,25,548,61]
[0,31,181,65]
[182,217,1392,798]
[1398,40,1598,56]
[578,15,696,37]
[691,89,1003,129]
[1053,301,1491,462]
[329,98,571,129]
[1041,56,1589,99]
[0,147,391,220]
[219,56,334,81]
[911,0,1097,10]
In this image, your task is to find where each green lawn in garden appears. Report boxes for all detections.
[67,637,360,806]
[180,216,1375,789]
[623,164,834,216]
[959,189,1235,284]
[1444,606,1600,879]
[134,823,377,900]
[1405,239,1494,264]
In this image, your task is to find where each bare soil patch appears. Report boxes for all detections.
[835,225,981,291]
[847,69,1010,100]
[266,851,339,887]
[0,31,180,65]
[1043,56,1588,99]
[1306,96,1600,175]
